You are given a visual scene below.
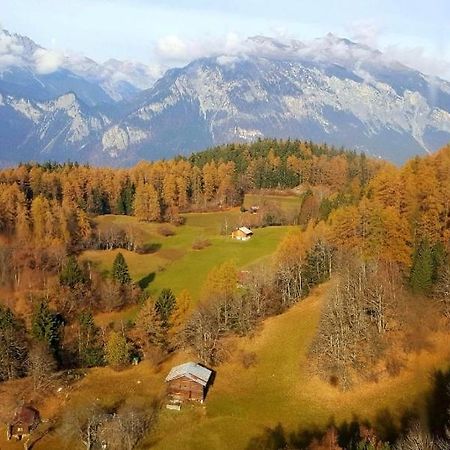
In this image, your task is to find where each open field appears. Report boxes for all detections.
[244,192,302,215]
[81,205,295,303]
[3,284,448,450]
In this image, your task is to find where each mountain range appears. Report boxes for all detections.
[1,29,450,166]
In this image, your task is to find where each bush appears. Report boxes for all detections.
[157,225,176,237]
[386,356,404,377]
[192,239,211,250]
[135,243,160,254]
[171,215,186,226]
[241,351,258,369]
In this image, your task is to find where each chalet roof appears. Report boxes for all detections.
[238,226,253,235]
[165,362,212,387]
[12,406,39,426]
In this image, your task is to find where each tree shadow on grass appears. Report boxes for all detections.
[246,366,450,449]
[138,272,155,289]
[426,367,450,439]
[245,413,403,450]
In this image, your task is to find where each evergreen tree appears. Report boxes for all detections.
[59,256,86,288]
[319,198,333,221]
[0,306,28,381]
[31,301,62,356]
[112,252,131,285]
[410,240,434,294]
[431,242,446,284]
[105,331,129,368]
[116,180,135,215]
[155,288,176,326]
[91,187,110,215]
[78,311,104,367]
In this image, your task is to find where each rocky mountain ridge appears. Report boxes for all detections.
[1,31,449,165]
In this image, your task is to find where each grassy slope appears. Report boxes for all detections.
[3,285,448,450]
[148,285,450,450]
[82,209,293,303]
[244,193,301,214]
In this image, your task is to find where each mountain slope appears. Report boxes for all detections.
[102,36,450,164]
[0,29,157,104]
[0,91,110,165]
[1,32,450,165]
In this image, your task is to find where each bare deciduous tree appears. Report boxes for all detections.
[27,343,57,391]
[310,257,400,389]
[395,422,438,450]
[60,404,108,450]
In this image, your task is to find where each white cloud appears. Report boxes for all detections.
[153,32,247,66]
[33,48,63,74]
[1,25,449,85]
[382,44,450,80]
[0,30,26,70]
[151,31,450,81]
[347,19,382,48]
[0,29,64,74]
[216,55,240,67]
[155,35,188,61]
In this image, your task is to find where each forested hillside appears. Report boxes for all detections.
[0,140,449,449]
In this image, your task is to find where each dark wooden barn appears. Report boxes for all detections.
[7,405,40,441]
[165,362,212,403]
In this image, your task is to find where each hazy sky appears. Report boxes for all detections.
[2,0,450,78]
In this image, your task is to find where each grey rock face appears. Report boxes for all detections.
[1,32,449,165]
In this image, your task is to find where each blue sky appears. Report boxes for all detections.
[1,0,450,78]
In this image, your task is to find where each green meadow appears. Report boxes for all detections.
[81,205,295,303]
[244,192,302,214]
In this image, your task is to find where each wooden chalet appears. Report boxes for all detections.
[7,406,40,441]
[231,226,253,241]
[165,362,212,403]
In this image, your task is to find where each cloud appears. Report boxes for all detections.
[0,28,64,74]
[347,19,382,47]
[33,48,63,74]
[153,32,246,66]
[152,31,450,81]
[0,30,26,70]
[382,44,450,80]
[1,26,449,85]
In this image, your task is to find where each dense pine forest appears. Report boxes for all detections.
[0,139,449,449]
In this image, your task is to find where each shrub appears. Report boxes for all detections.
[192,239,211,250]
[241,351,258,369]
[157,225,175,237]
[135,243,160,254]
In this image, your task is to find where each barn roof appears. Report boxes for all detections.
[12,406,39,426]
[238,226,253,235]
[165,362,212,387]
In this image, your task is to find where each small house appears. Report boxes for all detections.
[165,362,212,403]
[7,406,40,441]
[231,226,253,241]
